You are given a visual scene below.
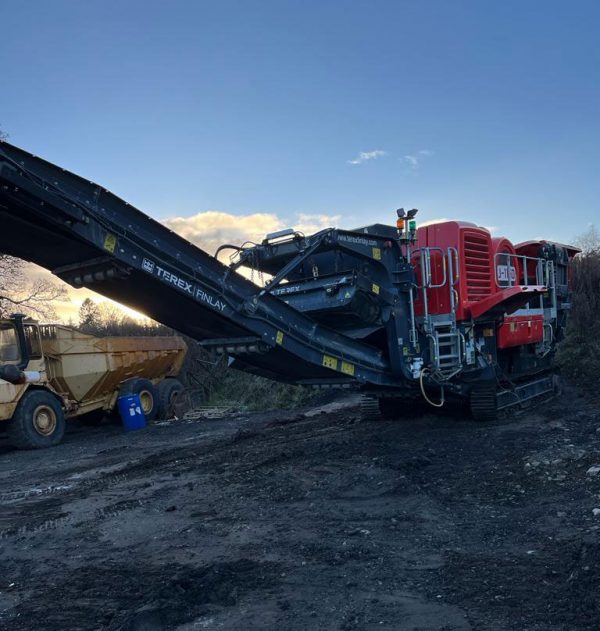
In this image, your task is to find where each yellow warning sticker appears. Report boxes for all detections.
[322,355,338,370]
[341,361,355,376]
[372,283,380,295]
[372,247,381,260]
[276,331,284,345]
[103,233,117,253]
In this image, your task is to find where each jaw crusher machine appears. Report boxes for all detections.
[0,140,578,420]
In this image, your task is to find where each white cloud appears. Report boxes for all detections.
[403,149,434,170]
[294,213,341,234]
[162,210,340,285]
[347,149,388,165]
[162,210,284,257]
[161,210,340,259]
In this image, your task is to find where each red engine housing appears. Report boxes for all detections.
[413,221,497,321]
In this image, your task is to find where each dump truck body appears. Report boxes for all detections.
[39,325,186,416]
[0,317,187,448]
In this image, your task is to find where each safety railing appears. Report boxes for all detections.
[493,253,558,327]
[493,253,554,289]
[412,246,461,334]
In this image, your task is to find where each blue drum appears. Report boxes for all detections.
[117,394,146,431]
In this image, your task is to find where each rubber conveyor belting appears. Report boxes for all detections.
[0,141,396,386]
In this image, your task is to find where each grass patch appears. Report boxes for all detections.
[207,370,317,411]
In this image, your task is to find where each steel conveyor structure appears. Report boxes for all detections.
[0,141,396,388]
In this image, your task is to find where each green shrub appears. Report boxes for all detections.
[207,369,317,411]
[556,251,600,389]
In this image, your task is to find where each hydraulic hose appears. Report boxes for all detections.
[419,367,445,408]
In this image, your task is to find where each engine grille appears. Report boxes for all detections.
[463,232,491,301]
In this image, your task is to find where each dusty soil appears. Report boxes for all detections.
[0,388,599,630]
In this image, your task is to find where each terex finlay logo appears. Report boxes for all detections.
[141,257,226,311]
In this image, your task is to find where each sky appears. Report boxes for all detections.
[1,0,599,319]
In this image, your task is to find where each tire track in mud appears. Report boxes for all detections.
[0,494,148,540]
[0,411,358,505]
[93,498,146,520]
[0,413,359,541]
[0,515,74,540]
[0,470,136,504]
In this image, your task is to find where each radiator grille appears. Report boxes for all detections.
[463,232,491,301]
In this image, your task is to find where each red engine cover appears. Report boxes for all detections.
[413,221,494,321]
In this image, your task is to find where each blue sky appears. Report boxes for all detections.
[2,0,599,246]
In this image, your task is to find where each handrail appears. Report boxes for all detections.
[447,246,460,285]
[493,252,554,290]
[413,247,448,289]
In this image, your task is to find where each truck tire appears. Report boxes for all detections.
[119,378,158,421]
[7,390,66,449]
[157,378,184,419]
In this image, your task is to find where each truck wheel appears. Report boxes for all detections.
[119,378,158,421]
[157,379,184,418]
[469,383,498,422]
[7,390,66,449]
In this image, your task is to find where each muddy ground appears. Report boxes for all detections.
[0,388,599,630]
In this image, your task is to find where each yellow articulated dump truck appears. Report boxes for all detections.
[0,315,187,449]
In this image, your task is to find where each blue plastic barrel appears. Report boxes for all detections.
[117,394,146,431]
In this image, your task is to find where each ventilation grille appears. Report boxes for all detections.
[463,232,491,301]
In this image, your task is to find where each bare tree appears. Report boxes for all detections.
[0,125,67,318]
[78,297,102,333]
[0,255,67,319]
[574,224,600,255]
[97,302,122,335]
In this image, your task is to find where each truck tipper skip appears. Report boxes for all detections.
[0,141,579,427]
[0,314,186,448]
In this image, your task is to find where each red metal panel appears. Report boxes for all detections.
[413,221,494,321]
[491,237,520,288]
[467,285,545,319]
[497,315,544,349]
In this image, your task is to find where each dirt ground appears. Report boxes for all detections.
[0,388,599,631]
